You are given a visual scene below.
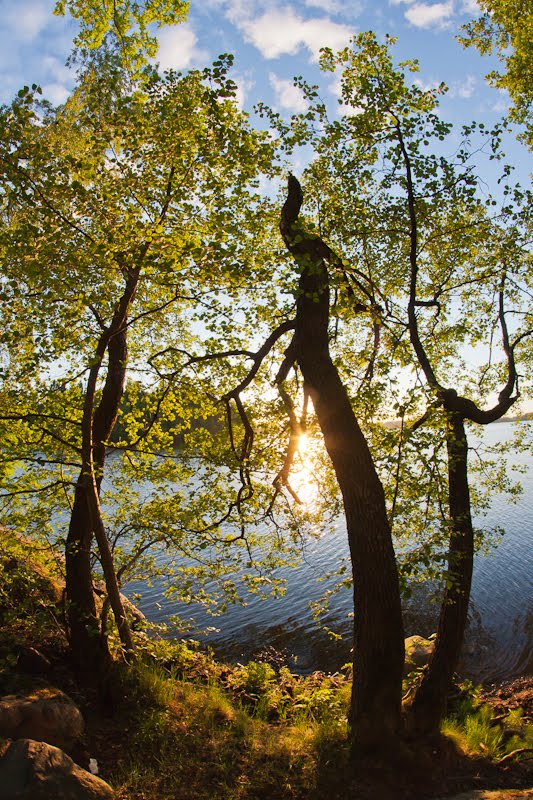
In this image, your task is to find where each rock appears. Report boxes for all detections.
[4,536,65,607]
[0,689,84,752]
[93,582,146,630]
[404,634,435,677]
[120,593,146,631]
[0,739,114,799]
[16,647,51,675]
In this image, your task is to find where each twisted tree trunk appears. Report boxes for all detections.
[280,176,404,750]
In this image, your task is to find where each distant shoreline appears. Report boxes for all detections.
[494,413,533,422]
[383,413,532,429]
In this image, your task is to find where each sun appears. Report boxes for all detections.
[291,432,317,505]
[297,432,309,455]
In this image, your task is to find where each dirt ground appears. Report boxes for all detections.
[481,677,533,724]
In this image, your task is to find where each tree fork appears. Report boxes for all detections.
[280,175,405,750]
[66,286,136,676]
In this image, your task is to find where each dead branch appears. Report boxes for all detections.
[496,747,533,765]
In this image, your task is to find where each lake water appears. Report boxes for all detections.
[126,421,533,683]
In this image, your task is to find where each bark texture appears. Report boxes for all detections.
[65,273,135,677]
[280,176,404,749]
[400,108,520,730]
[407,411,474,731]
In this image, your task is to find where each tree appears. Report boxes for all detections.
[308,33,532,731]
[400,153,531,733]
[260,31,531,738]
[54,0,189,73]
[279,175,405,750]
[191,170,406,750]
[459,0,533,148]
[0,53,280,678]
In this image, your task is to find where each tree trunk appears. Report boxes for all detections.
[400,105,518,734]
[84,463,135,657]
[408,410,473,733]
[281,176,405,750]
[65,483,106,677]
[65,323,131,676]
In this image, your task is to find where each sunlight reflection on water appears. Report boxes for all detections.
[126,421,532,681]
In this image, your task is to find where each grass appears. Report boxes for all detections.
[103,652,328,800]
[132,635,352,728]
[442,687,533,760]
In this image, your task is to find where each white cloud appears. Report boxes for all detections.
[269,73,307,113]
[42,82,70,105]
[42,56,73,84]
[223,0,260,25]
[305,0,339,9]
[491,98,509,113]
[233,73,254,109]
[404,1,455,28]
[413,77,442,92]
[39,57,73,104]
[450,74,476,98]
[156,24,209,70]
[236,8,352,61]
[460,0,480,13]
[490,89,509,113]
[4,0,49,41]
[304,0,348,12]
[330,74,343,98]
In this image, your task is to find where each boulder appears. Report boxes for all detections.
[0,739,114,800]
[0,689,84,752]
[93,582,146,630]
[404,634,435,677]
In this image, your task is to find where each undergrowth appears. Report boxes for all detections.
[107,651,335,799]
[2,529,532,799]
[134,635,351,728]
[443,682,533,759]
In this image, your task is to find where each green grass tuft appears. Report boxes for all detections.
[442,684,533,760]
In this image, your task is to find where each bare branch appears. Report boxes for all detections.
[496,747,533,766]
[273,364,304,504]
[0,412,81,426]
[149,346,256,372]
[223,319,296,401]
[0,479,75,498]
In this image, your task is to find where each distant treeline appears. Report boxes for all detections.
[109,383,224,447]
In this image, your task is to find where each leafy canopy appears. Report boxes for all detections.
[54,0,189,72]
[0,52,312,618]
[459,0,533,147]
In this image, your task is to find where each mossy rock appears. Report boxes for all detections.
[404,634,435,677]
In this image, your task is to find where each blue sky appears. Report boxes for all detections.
[1,3,530,394]
[0,0,523,130]
[2,0,531,181]
[4,0,530,217]
[2,1,530,408]
[1,0,529,227]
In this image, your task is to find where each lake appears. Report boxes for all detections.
[126,421,533,683]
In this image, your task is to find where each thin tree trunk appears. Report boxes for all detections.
[84,462,135,657]
[65,316,133,675]
[408,410,473,732]
[399,109,520,733]
[65,484,106,676]
[281,176,405,750]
